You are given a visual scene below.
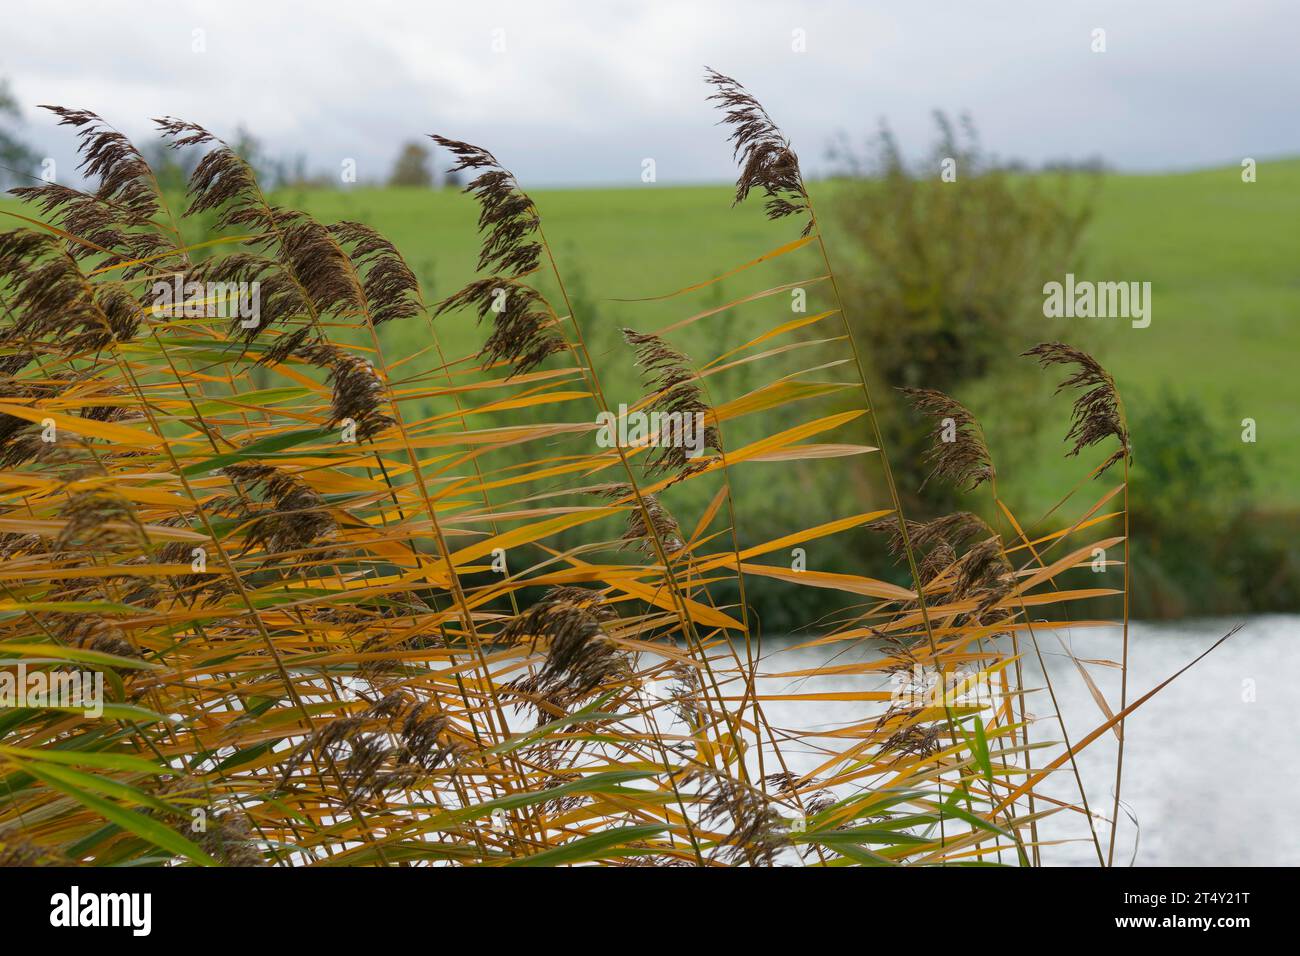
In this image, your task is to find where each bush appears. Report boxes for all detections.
[388,140,434,187]
[830,113,1094,511]
[1129,391,1298,616]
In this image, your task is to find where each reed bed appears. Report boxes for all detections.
[0,72,1221,867]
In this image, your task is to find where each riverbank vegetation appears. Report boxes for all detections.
[0,74,1233,866]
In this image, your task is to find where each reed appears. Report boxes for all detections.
[0,76,1226,867]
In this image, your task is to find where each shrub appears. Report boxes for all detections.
[829,113,1094,512]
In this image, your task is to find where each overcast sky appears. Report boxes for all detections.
[4,0,1299,187]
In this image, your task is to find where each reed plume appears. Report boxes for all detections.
[430,137,565,376]
[705,69,811,235]
[500,587,628,719]
[897,385,994,491]
[622,328,719,478]
[596,483,686,556]
[1023,342,1130,474]
[10,106,165,275]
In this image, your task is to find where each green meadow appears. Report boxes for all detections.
[275,159,1300,512]
[3,157,1295,517]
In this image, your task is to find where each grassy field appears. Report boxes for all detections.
[4,158,1296,511]
[1060,159,1300,510]
[279,160,1300,511]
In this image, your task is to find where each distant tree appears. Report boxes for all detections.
[388,141,434,187]
[0,78,39,189]
[1041,155,1110,173]
[141,139,200,195]
[230,125,277,187]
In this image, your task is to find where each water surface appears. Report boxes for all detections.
[753,615,1298,866]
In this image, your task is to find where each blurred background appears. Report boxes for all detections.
[2,0,1297,622]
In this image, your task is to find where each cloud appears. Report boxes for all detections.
[3,0,1297,188]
